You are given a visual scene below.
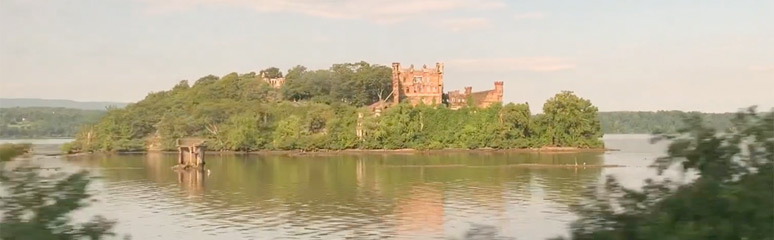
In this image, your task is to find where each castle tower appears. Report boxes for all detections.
[494,81,503,97]
[436,62,444,88]
[392,62,401,105]
[391,62,444,106]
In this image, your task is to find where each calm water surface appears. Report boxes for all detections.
[27,134,668,240]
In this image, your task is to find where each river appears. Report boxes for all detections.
[5,134,671,240]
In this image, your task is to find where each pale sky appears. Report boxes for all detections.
[1,0,772,113]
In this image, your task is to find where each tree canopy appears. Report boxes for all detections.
[542,91,603,147]
[282,61,392,105]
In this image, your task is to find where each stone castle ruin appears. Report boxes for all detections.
[254,62,503,111]
[391,62,445,106]
[447,82,504,109]
[387,62,503,109]
[260,72,285,89]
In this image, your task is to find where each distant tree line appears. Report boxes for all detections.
[64,62,604,152]
[598,111,735,134]
[0,107,105,138]
[2,108,740,139]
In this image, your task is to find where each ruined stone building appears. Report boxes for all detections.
[447,82,504,109]
[260,72,285,89]
[368,62,504,114]
[392,62,445,106]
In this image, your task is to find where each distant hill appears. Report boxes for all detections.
[0,98,128,110]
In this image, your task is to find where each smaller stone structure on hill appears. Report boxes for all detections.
[260,72,285,89]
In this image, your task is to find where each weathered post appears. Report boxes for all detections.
[198,146,206,167]
[188,147,195,166]
[177,147,184,165]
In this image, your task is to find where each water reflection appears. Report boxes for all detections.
[393,184,445,237]
[62,150,620,239]
[176,169,206,196]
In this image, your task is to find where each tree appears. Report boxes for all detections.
[272,115,303,150]
[285,65,307,81]
[172,80,190,91]
[280,62,390,105]
[328,61,392,106]
[223,113,264,151]
[259,67,283,78]
[501,103,532,138]
[0,143,121,239]
[193,75,219,86]
[555,107,773,240]
[542,91,603,148]
[501,103,534,147]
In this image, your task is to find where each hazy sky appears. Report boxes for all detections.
[1,0,772,113]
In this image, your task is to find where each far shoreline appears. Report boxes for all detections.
[61,146,619,157]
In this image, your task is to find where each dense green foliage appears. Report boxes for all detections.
[281,62,392,106]
[65,62,603,152]
[598,111,735,134]
[555,107,773,240]
[541,92,603,147]
[0,143,120,239]
[0,107,105,138]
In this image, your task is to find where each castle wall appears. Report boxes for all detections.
[448,90,467,109]
[447,82,504,109]
[479,81,504,107]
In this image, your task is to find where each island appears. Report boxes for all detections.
[63,61,604,153]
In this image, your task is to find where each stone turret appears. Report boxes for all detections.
[494,81,504,96]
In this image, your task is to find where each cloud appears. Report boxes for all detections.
[447,57,576,72]
[140,0,506,24]
[749,65,774,72]
[438,17,491,32]
[513,12,545,20]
